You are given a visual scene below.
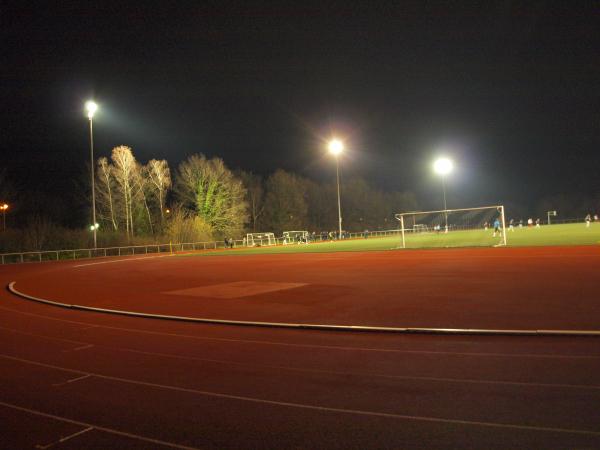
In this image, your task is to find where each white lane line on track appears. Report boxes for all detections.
[0,401,199,450]
[72,254,173,268]
[1,323,597,391]
[52,374,91,387]
[117,347,600,391]
[35,426,94,449]
[0,325,89,346]
[71,344,94,352]
[2,353,600,438]
[0,305,599,360]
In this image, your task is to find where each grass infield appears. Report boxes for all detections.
[180,223,600,257]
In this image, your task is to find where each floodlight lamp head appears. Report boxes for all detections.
[433,157,453,175]
[85,101,98,119]
[328,139,344,156]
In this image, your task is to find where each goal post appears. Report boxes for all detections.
[246,232,276,247]
[395,205,508,249]
[282,230,309,244]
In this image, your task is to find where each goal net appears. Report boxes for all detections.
[283,230,309,244]
[395,205,507,249]
[246,232,277,247]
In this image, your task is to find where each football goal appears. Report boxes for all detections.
[246,232,277,247]
[283,230,309,244]
[395,205,507,249]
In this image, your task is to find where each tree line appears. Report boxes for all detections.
[93,146,418,244]
[2,148,600,253]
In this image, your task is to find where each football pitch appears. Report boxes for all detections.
[188,223,600,257]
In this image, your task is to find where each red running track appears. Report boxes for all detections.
[1,245,600,448]
[7,245,600,330]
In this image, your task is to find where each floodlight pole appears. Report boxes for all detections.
[89,116,97,249]
[441,175,448,232]
[335,156,343,239]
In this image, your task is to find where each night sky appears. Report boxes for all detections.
[2,2,599,224]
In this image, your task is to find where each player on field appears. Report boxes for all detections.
[509,219,514,231]
[585,214,591,227]
[535,218,541,228]
[493,218,501,237]
[527,218,533,227]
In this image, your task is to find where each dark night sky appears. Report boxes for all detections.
[2,1,599,224]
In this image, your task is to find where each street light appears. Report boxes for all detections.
[433,157,453,232]
[0,203,8,231]
[328,139,344,239]
[86,100,98,248]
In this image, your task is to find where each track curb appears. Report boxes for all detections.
[6,281,600,336]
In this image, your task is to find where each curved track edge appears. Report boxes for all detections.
[6,282,600,336]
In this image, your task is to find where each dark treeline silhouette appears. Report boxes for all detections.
[1,148,599,253]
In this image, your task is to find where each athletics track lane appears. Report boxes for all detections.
[1,284,600,448]
[7,245,600,330]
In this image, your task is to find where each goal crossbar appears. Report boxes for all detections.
[395,205,507,249]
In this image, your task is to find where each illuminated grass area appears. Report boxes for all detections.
[183,223,600,257]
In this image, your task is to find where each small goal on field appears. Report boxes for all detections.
[283,230,309,244]
[246,232,277,247]
[394,205,507,249]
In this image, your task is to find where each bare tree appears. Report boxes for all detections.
[146,159,171,225]
[132,162,154,236]
[174,154,248,236]
[111,146,137,238]
[96,157,118,231]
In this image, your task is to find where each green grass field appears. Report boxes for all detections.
[184,223,600,257]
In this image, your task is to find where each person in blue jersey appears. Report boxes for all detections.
[493,218,501,237]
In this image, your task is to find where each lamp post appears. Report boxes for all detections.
[328,139,344,239]
[0,203,8,231]
[86,101,98,249]
[433,157,453,232]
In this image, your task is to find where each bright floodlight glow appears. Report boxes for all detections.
[85,101,98,119]
[328,139,344,155]
[433,157,453,175]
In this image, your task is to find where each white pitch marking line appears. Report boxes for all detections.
[72,254,173,268]
[0,401,200,450]
[35,426,94,449]
[2,353,600,438]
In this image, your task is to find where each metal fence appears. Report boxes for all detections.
[3,217,595,265]
[0,229,406,265]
